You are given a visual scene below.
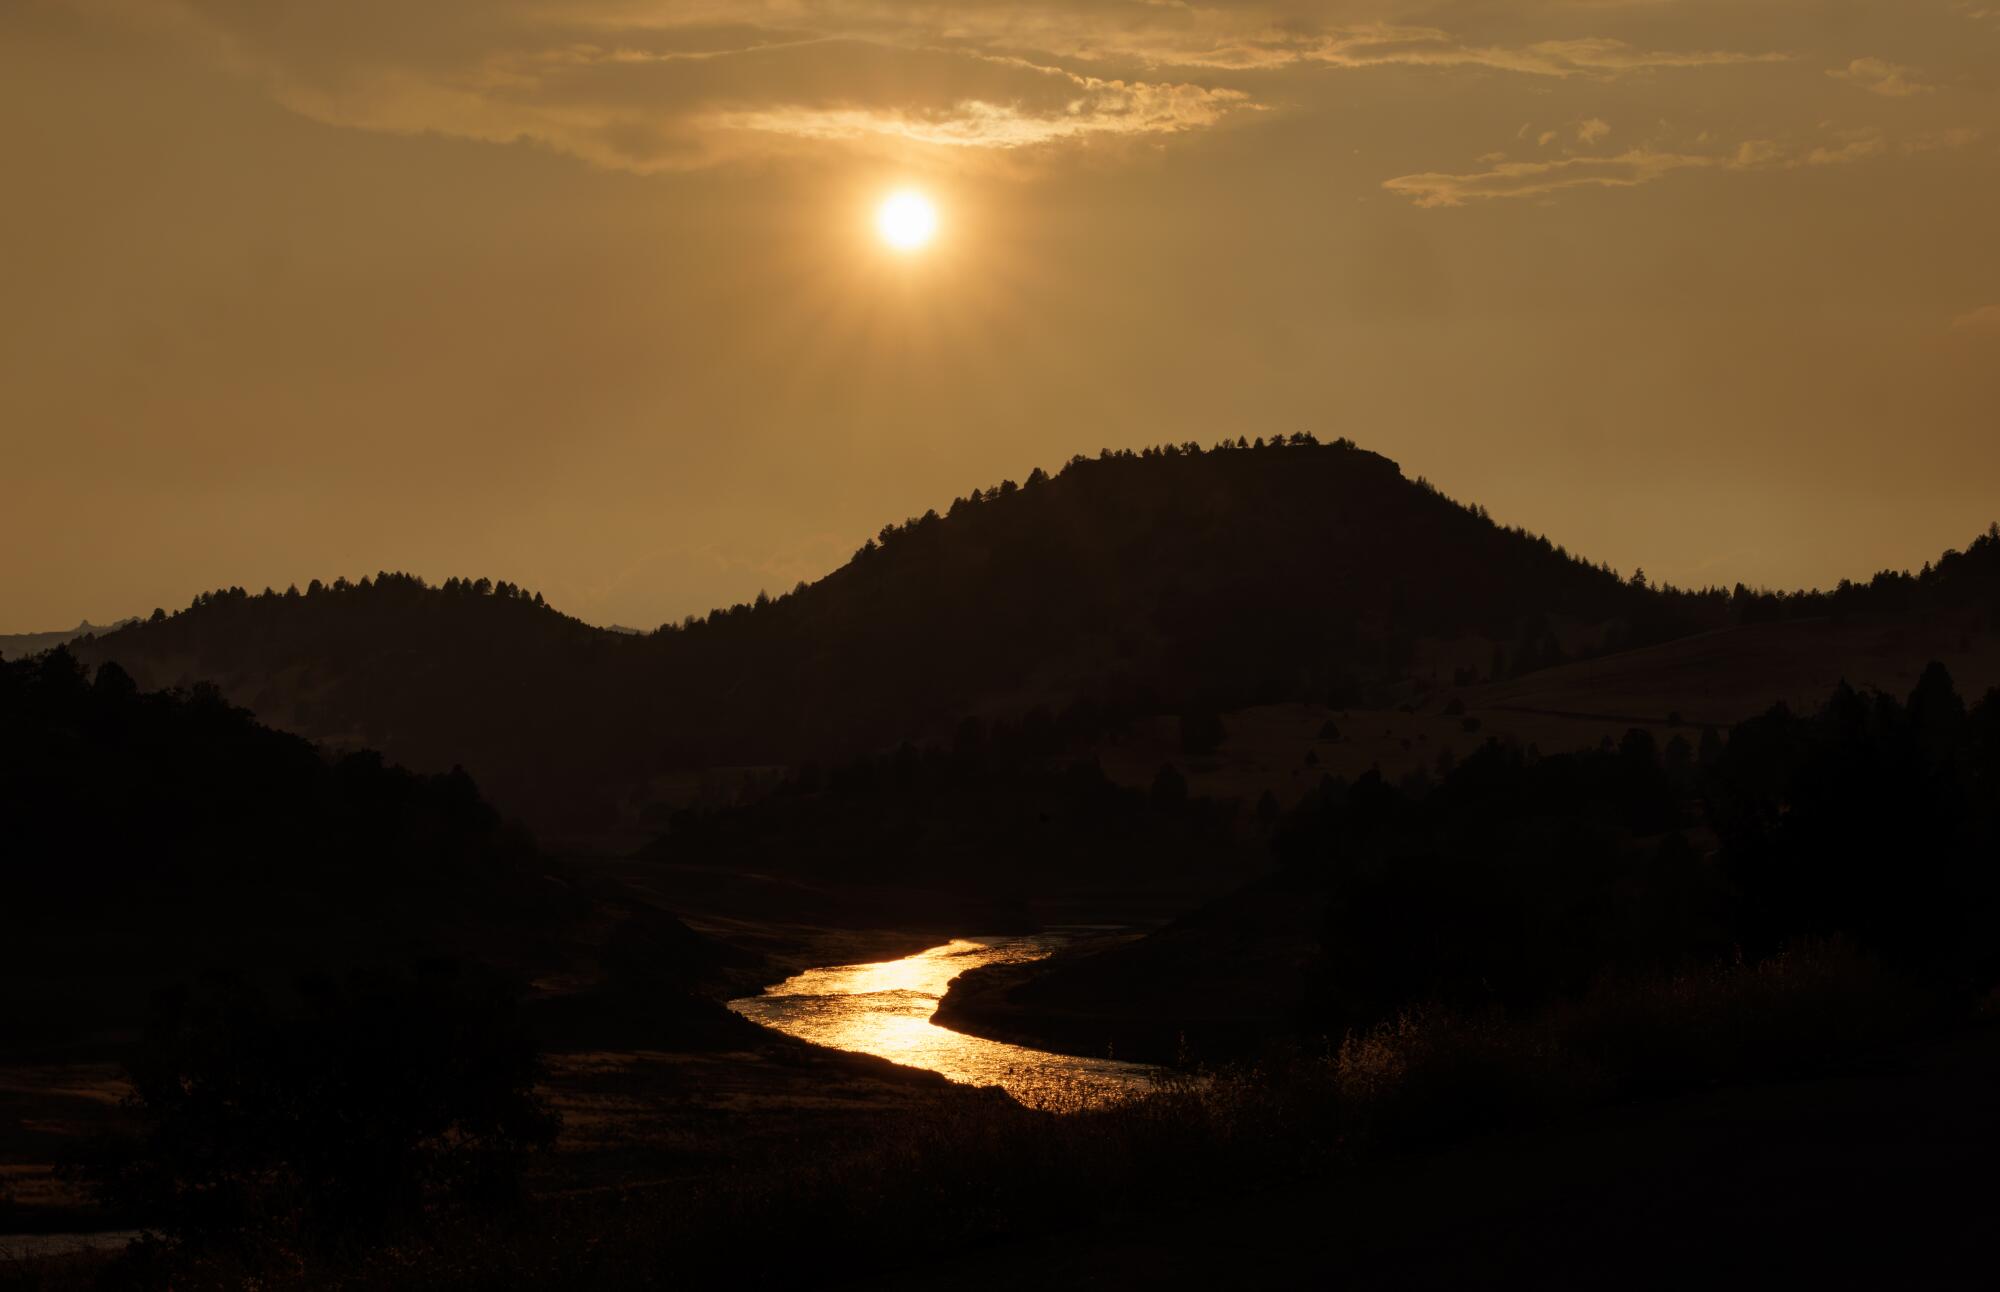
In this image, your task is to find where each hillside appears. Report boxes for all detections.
[0,647,562,1049]
[940,661,2000,1063]
[65,440,2000,846]
[1079,608,2000,821]
[68,440,1708,841]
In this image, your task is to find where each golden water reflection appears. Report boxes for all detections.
[727,936,1158,1107]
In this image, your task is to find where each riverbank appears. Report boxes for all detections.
[9,940,1975,1288]
[4,847,1170,1267]
[932,885,1323,1065]
[930,935,1212,1064]
[876,1015,2000,1290]
[0,863,992,1256]
[730,936,1162,1104]
[0,848,1241,1273]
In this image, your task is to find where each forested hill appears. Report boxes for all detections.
[69,572,629,833]
[1,647,550,1042]
[65,436,1987,839]
[669,438,1703,745]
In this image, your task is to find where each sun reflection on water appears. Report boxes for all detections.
[727,936,1157,1107]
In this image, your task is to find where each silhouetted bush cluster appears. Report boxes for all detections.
[83,965,556,1281]
[1280,663,2000,1032]
[71,943,1915,1291]
[988,662,2000,1066]
[1277,729,1713,1026]
[1710,661,2000,986]
[655,725,1241,893]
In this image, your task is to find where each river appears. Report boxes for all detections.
[726,934,1160,1107]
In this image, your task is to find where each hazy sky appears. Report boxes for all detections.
[5,1,1997,632]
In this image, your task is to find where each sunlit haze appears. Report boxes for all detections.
[8,6,2000,1278]
[2,1,1997,632]
[877,190,939,252]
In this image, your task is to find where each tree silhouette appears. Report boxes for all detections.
[92,965,556,1252]
[1180,710,1227,757]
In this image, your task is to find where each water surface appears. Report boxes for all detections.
[728,935,1157,1106]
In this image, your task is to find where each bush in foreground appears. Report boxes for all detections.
[82,964,557,1282]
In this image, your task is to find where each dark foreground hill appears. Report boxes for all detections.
[939,662,2000,1063]
[0,648,956,1252]
[0,647,560,1047]
[67,439,1710,840]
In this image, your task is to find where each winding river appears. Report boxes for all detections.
[727,935,1159,1106]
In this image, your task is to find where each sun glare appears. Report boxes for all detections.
[875,189,938,252]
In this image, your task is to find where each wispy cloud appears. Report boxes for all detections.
[1383,124,1978,207]
[569,7,1793,78]
[1382,149,1720,208]
[64,1,1801,174]
[1827,58,1933,98]
[1950,2,2000,29]
[1261,28,1790,78]
[704,73,1250,150]
[1955,304,2000,330]
[1904,127,1983,154]
[1801,128,1886,166]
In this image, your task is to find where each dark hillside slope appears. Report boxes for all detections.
[941,662,2000,1063]
[683,439,1699,750]
[71,575,645,834]
[0,648,558,1047]
[70,440,1712,836]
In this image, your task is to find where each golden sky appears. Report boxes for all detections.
[4,1,1997,632]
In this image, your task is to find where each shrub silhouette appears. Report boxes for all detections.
[1709,664,2000,987]
[91,965,557,1255]
[1180,709,1227,757]
[1279,664,2000,1033]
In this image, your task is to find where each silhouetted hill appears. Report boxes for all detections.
[69,573,652,836]
[63,439,2000,843]
[683,439,1704,746]
[69,440,1726,839]
[0,647,558,1046]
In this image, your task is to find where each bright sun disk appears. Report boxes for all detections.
[876,190,938,251]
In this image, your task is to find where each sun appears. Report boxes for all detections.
[875,190,938,252]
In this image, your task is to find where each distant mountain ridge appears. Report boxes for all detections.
[1,618,137,659]
[63,438,1999,840]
